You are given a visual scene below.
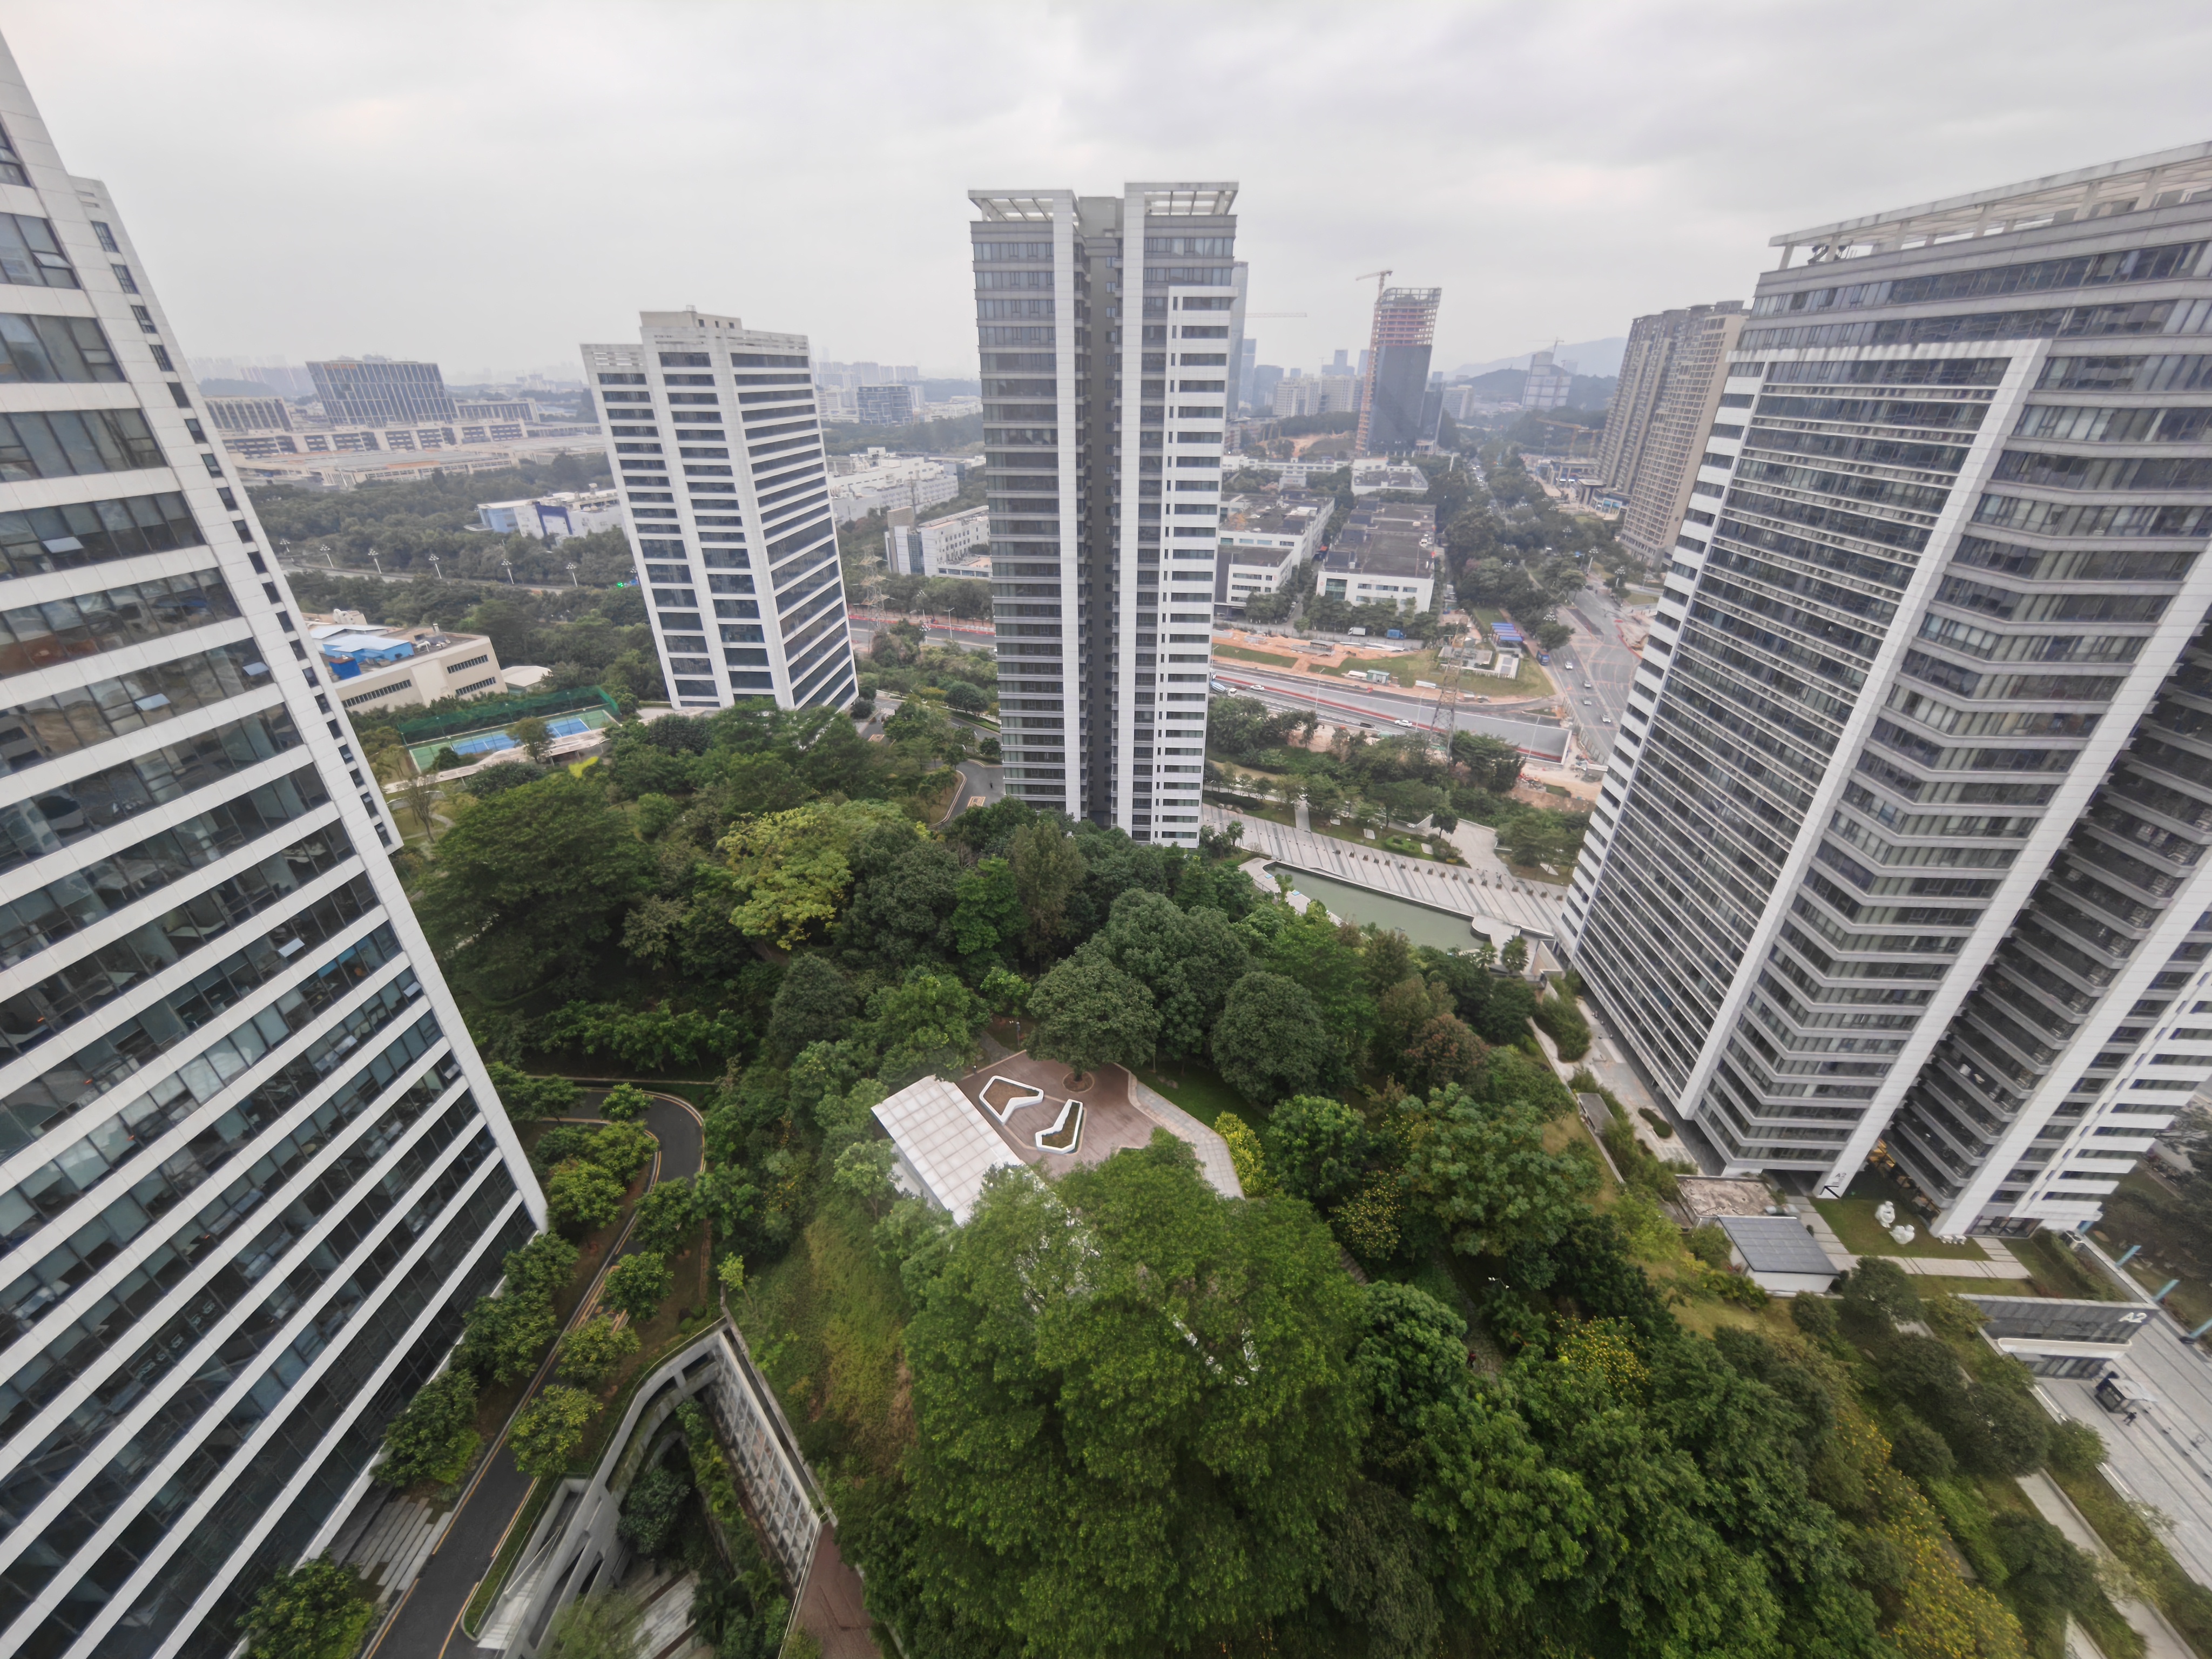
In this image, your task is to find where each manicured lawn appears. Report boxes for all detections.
[2013,1230,2121,1301]
[1813,1198,1990,1260]
[1134,1062,1252,1129]
[2093,1168,2212,1325]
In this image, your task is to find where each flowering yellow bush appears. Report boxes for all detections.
[1556,1317,1649,1399]
[1214,1111,1274,1197]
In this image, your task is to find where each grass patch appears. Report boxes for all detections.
[2093,1170,2212,1325]
[1815,1198,1990,1260]
[1134,1062,1251,1130]
[2051,1460,2212,1656]
[2014,1231,2122,1301]
[734,1197,911,1484]
[1213,643,1304,669]
[1314,649,1444,688]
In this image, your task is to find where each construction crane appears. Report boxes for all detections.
[1354,270,1392,295]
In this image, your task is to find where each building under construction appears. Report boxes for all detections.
[1357,285,1441,455]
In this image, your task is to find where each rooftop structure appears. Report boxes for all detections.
[871,1055,1243,1225]
[1715,1215,1840,1294]
[474,489,622,543]
[305,614,506,714]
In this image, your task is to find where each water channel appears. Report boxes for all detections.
[1263,862,1480,953]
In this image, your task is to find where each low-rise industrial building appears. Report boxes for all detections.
[886,502,990,576]
[1350,457,1429,495]
[306,611,508,714]
[475,489,623,542]
[1213,490,1329,609]
[1315,501,1437,611]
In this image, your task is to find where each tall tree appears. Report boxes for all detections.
[766,953,855,1060]
[415,773,653,997]
[1212,970,1335,1105]
[1010,818,1086,949]
[902,1139,1365,1657]
[1027,955,1159,1081]
[1081,889,1250,1059]
[721,798,920,948]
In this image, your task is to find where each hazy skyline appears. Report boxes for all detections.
[10,0,2210,381]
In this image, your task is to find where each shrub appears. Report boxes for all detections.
[1530,992,1591,1060]
[617,1462,693,1559]
[531,1124,597,1172]
[376,1369,479,1488]
[603,1251,675,1324]
[1214,1111,1274,1197]
[1636,1108,1674,1139]
[547,1158,625,1231]
[558,1313,642,1390]
[1331,1173,1403,1263]
[2048,1418,2107,1475]
[1841,1257,1923,1324]
[1685,1224,1732,1270]
[1789,1295,1838,1339]
[600,1083,653,1122]
[1886,1408,1956,1481]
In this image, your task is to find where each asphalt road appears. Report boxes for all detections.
[1547,583,1645,764]
[1210,663,1572,761]
[367,1089,705,1659]
[940,758,1006,824]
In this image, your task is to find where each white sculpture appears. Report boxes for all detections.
[1890,1223,1917,1245]
[1875,1201,1897,1226]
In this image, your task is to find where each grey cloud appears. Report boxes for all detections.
[6,0,2207,376]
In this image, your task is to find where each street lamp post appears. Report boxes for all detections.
[368,549,382,577]
[501,558,514,586]
[429,556,442,582]
[565,561,579,588]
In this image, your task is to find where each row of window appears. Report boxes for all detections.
[0,638,273,774]
[0,489,203,583]
[0,568,233,677]
[1752,240,2203,318]
[0,834,358,1063]
[0,406,163,484]
[0,766,328,977]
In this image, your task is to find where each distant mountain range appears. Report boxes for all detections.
[1451,336,1628,381]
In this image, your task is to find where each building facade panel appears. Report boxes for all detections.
[1566,148,2212,1235]
[579,311,857,712]
[0,32,544,1657]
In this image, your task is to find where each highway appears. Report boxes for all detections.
[1547,583,1647,764]
[1209,661,1572,761]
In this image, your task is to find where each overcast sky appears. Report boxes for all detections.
[8,0,2210,382]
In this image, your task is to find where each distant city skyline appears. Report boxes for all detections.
[8,1,2204,381]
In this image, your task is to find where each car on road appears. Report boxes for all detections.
[1601,718,1614,726]
[1582,697,1593,705]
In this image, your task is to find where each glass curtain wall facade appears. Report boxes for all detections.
[1564,141,2212,1235]
[971,183,1240,841]
[0,36,544,1658]
[580,311,856,713]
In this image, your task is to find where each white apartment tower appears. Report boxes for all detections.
[971,184,1242,840]
[581,312,857,712]
[0,37,545,1657]
[1566,142,2212,1236]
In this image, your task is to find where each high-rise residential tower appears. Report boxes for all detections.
[1355,286,1440,455]
[1564,141,2212,1236]
[0,35,544,1657]
[1599,301,1746,565]
[305,357,455,426]
[970,184,1240,841]
[581,311,856,712]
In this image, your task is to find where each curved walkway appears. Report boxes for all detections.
[367,1089,704,1658]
